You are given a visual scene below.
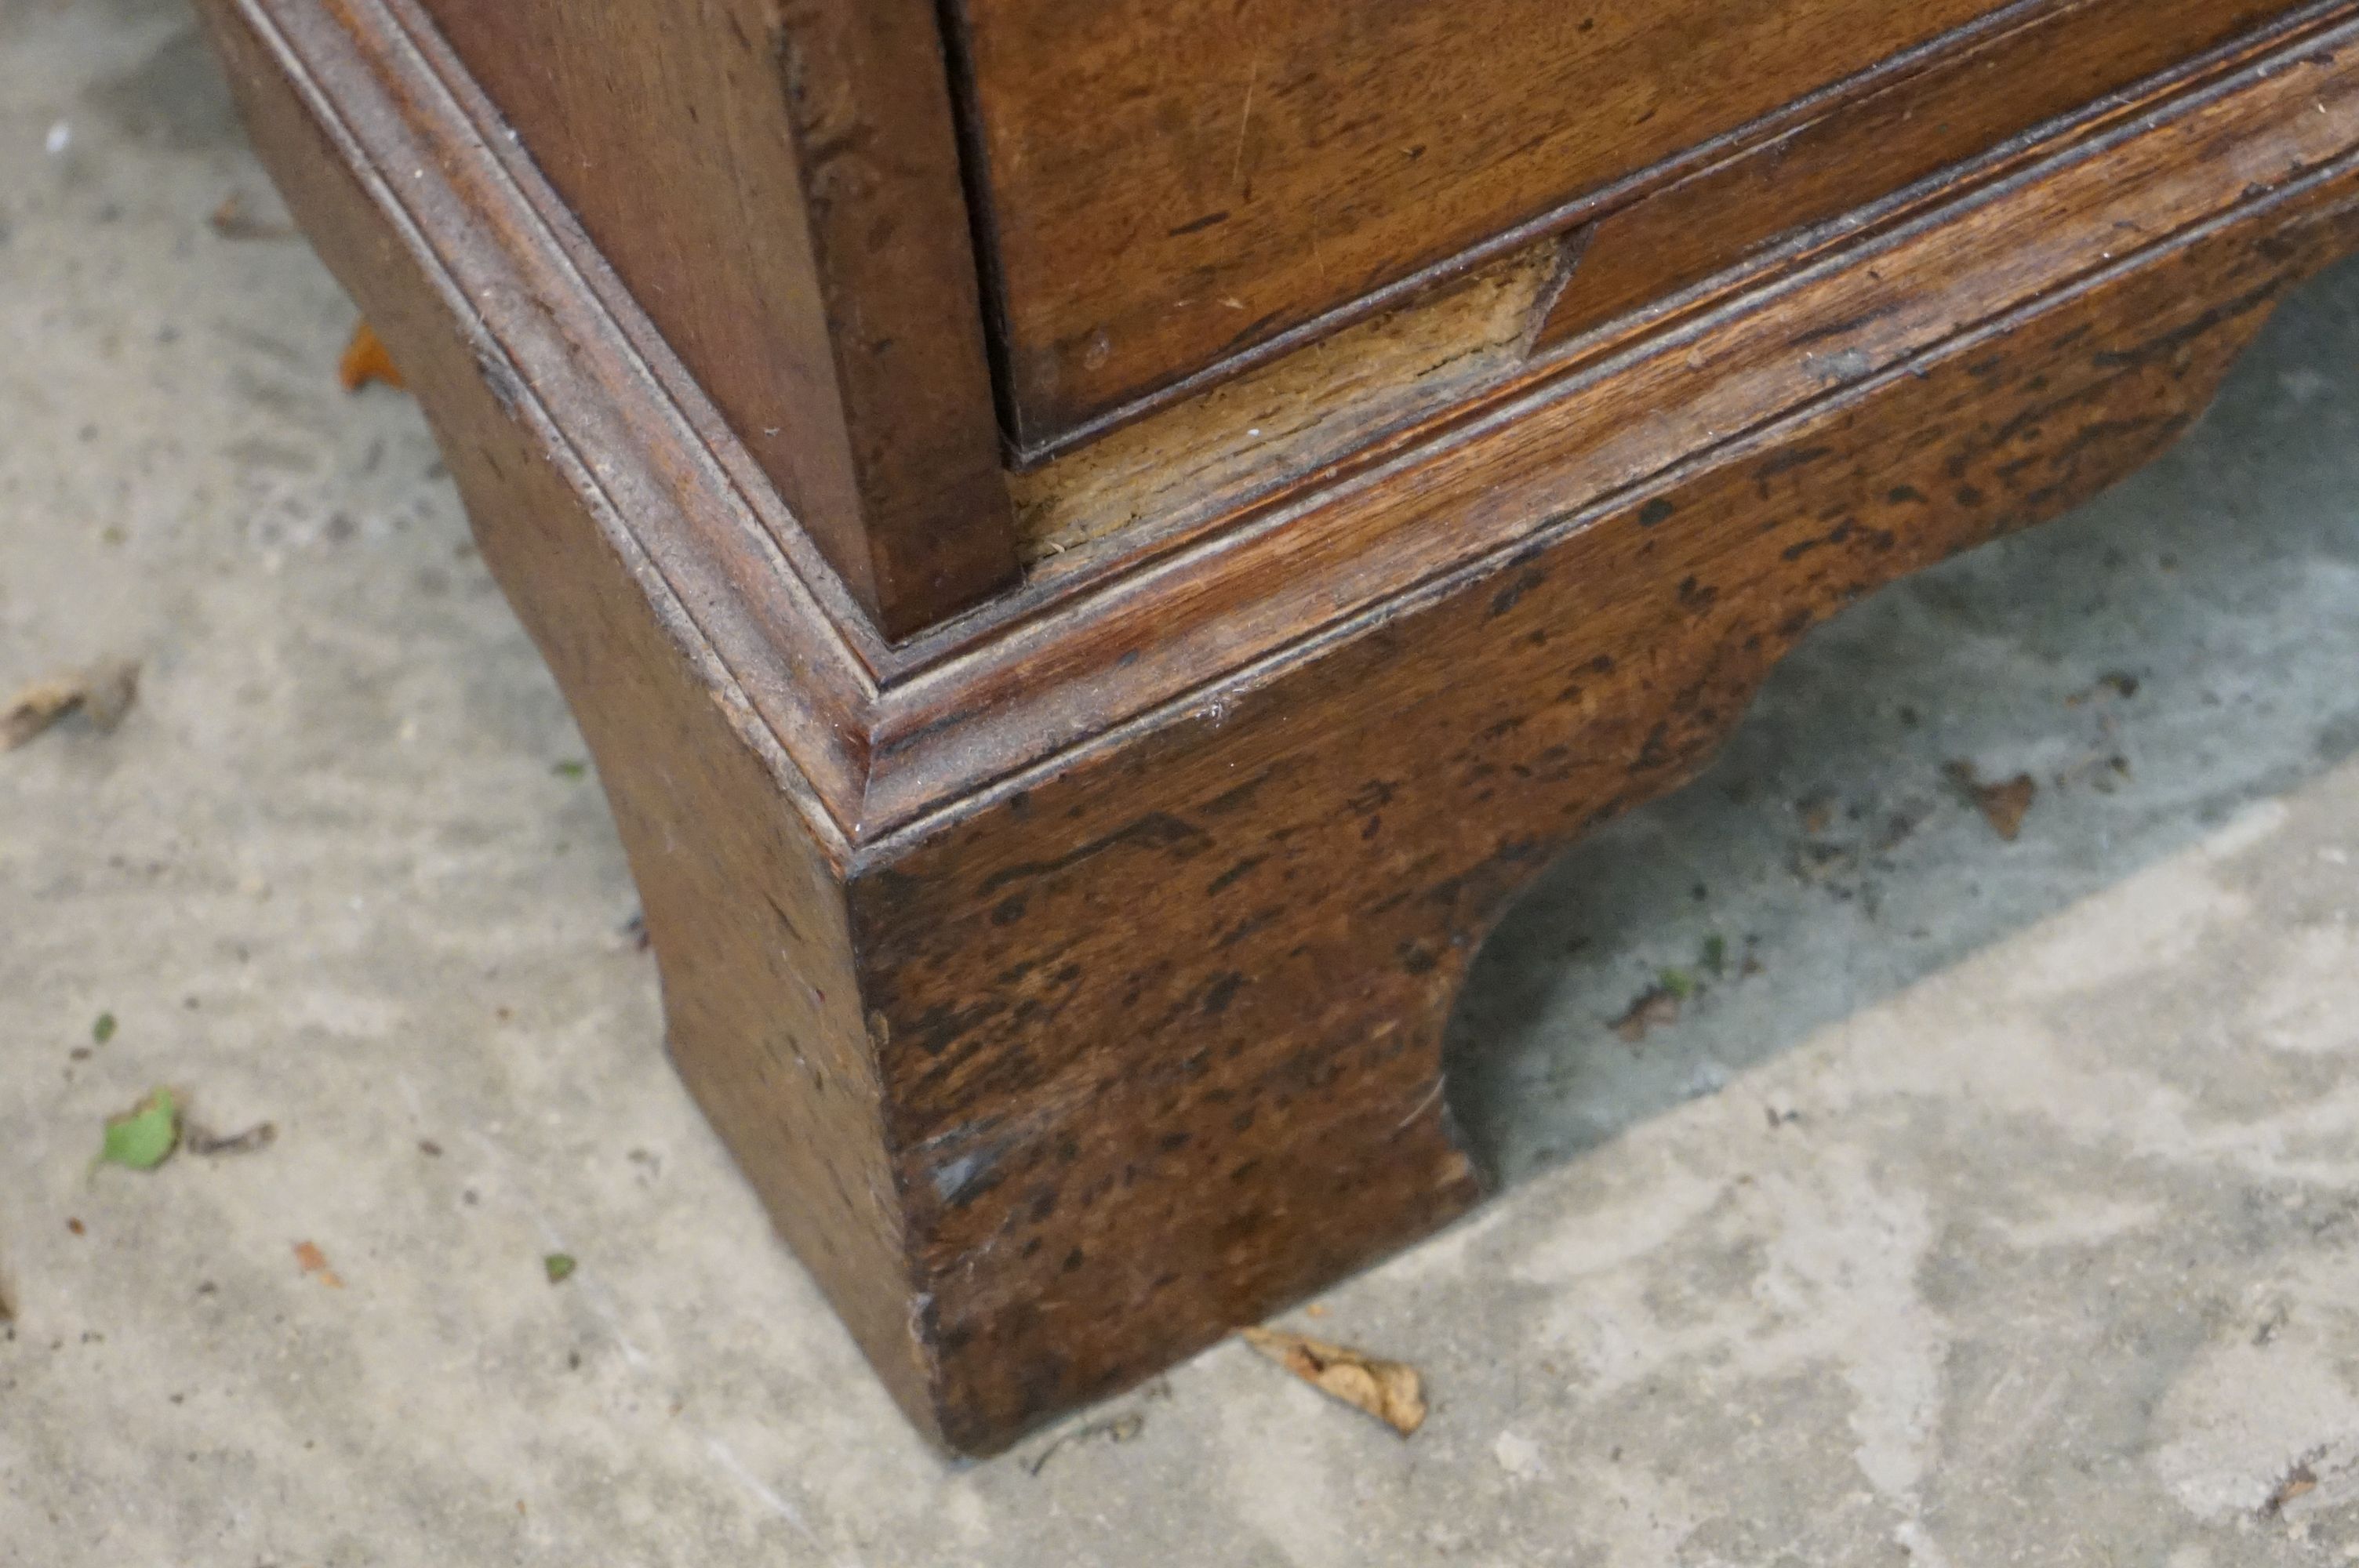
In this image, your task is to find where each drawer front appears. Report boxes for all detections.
[956,0,2004,453]
[1536,0,2317,350]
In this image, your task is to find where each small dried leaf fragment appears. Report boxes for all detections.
[208,191,296,241]
[2,678,82,749]
[338,321,405,393]
[1612,986,1681,1044]
[293,1240,343,1288]
[98,1087,180,1172]
[543,1253,577,1285]
[2266,1463,2319,1516]
[3,659,140,750]
[185,1120,276,1156]
[1241,1327,1426,1436]
[1946,762,2036,842]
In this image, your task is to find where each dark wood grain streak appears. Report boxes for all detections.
[202,0,2359,1453]
[405,0,1016,637]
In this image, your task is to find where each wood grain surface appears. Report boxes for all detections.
[999,0,2330,568]
[860,198,2359,1446]
[866,18,2359,843]
[407,0,1016,637]
[1538,0,2306,347]
[954,0,2001,452]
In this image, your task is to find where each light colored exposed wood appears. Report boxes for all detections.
[1008,242,1561,563]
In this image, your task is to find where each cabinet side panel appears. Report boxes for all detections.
[413,0,1016,636]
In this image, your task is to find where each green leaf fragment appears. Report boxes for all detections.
[1701,936,1728,978]
[91,1012,116,1044]
[543,1253,576,1285]
[551,760,588,780]
[100,1087,179,1171]
[1658,967,1698,1002]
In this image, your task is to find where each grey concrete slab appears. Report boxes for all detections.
[9,1,2359,1562]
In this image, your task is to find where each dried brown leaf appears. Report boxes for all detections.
[338,321,406,394]
[184,1120,276,1156]
[2266,1463,2319,1516]
[1790,840,1858,885]
[208,192,296,241]
[293,1240,343,1288]
[1612,986,1681,1044]
[2,660,139,750]
[1241,1327,1426,1436]
[1946,762,2036,842]
[2,677,81,749]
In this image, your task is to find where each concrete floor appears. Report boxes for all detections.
[11,1,2359,1563]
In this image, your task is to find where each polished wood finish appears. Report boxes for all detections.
[1537,0,2307,348]
[954,0,2321,459]
[201,0,2359,1454]
[406,0,1016,637]
[954,0,2011,454]
[1003,0,2326,567]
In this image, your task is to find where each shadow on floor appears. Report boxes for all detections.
[1445,250,2359,1189]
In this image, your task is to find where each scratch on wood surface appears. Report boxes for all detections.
[1394,1076,1445,1131]
[1231,58,1259,191]
[1525,224,1597,354]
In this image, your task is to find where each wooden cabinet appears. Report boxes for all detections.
[205,0,2359,1455]
[409,0,2317,628]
